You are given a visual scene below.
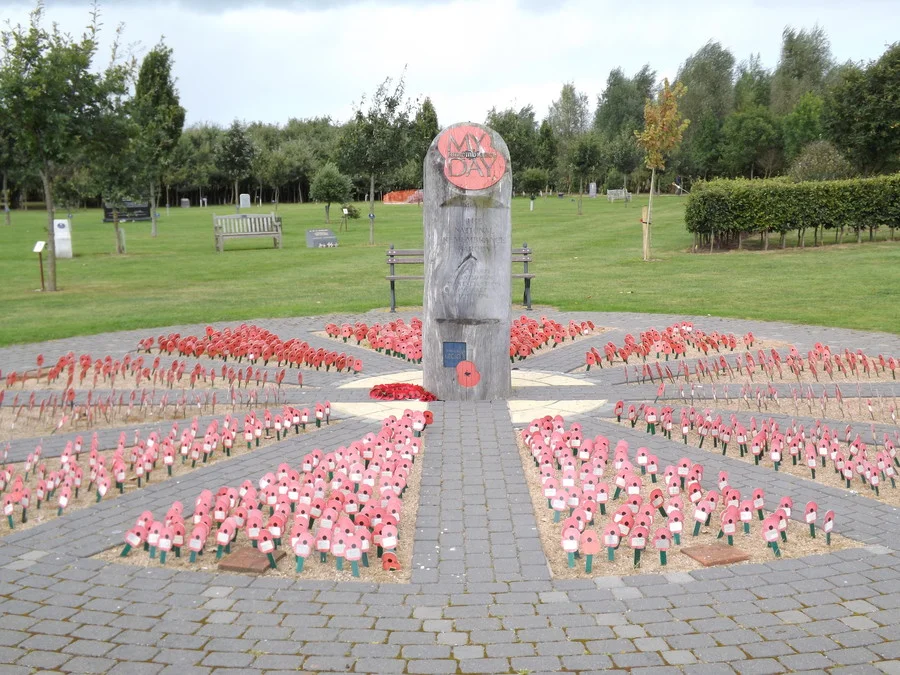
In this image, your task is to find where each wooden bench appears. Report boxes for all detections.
[606,188,632,203]
[213,213,282,252]
[386,243,535,312]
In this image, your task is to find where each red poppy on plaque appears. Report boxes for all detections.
[436,124,507,191]
[456,360,481,388]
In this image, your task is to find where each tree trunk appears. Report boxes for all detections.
[39,169,57,292]
[710,229,714,252]
[368,174,376,246]
[738,231,743,250]
[577,177,583,216]
[325,203,331,223]
[165,183,170,217]
[274,187,279,212]
[780,232,786,249]
[643,168,655,262]
[763,231,769,250]
[149,181,158,237]
[113,208,124,255]
[2,171,9,226]
[234,179,239,212]
[857,227,862,244]
[800,228,805,248]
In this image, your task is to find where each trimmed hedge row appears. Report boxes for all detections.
[684,174,900,246]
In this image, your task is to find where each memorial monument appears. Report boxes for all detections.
[422,123,512,400]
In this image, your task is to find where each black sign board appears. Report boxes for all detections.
[305,229,338,248]
[442,342,467,368]
[103,201,151,223]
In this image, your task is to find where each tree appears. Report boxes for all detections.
[536,120,557,179]
[720,106,781,178]
[675,41,735,178]
[823,43,900,175]
[411,97,439,165]
[781,92,823,162]
[608,131,642,191]
[256,146,290,210]
[593,65,656,140]
[216,120,255,209]
[547,83,590,188]
[635,79,689,261]
[0,3,131,290]
[569,134,604,215]
[0,116,15,226]
[337,75,411,244]
[485,105,538,189]
[771,26,833,115]
[788,140,853,182]
[309,162,351,223]
[734,54,772,112]
[518,168,548,209]
[133,41,185,237]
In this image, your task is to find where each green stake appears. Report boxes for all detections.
[809,523,816,538]
[351,560,360,578]
[743,522,750,534]
[607,547,615,562]
[160,551,167,565]
[727,535,733,546]
[320,552,327,563]
[659,551,667,566]
[674,533,681,545]
[190,551,197,563]
[585,554,594,573]
[267,553,277,569]
[295,556,305,573]
[633,549,642,568]
[216,544,224,560]
[336,557,344,571]
[567,552,575,568]
[120,544,132,557]
[692,521,701,537]
[826,532,831,545]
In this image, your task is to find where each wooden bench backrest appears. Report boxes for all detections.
[214,213,279,234]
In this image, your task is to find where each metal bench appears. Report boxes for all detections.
[386,243,535,312]
[213,213,282,252]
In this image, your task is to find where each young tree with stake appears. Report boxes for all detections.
[635,79,689,261]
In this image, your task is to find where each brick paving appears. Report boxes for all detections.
[1,310,899,674]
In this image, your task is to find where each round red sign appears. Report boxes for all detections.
[436,124,506,191]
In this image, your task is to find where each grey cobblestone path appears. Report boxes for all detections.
[1,310,899,673]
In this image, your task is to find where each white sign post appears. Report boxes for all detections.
[54,219,73,259]
[33,241,46,291]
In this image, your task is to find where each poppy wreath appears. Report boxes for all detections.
[369,383,437,402]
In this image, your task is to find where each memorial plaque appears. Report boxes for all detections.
[442,342,467,368]
[422,122,512,400]
[53,219,72,259]
[305,229,339,248]
[180,198,190,208]
[239,193,251,209]
[103,201,151,223]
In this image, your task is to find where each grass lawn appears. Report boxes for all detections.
[0,194,897,347]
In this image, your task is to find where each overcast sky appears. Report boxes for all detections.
[5,0,897,128]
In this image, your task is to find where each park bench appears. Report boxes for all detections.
[213,213,282,252]
[607,188,632,203]
[386,243,535,312]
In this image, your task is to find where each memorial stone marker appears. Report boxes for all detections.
[239,193,251,209]
[53,219,72,259]
[422,122,512,400]
[305,228,339,248]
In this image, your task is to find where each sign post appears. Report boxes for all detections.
[33,241,46,291]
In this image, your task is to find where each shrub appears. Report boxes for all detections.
[684,173,900,249]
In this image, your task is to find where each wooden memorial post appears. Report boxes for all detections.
[423,123,512,400]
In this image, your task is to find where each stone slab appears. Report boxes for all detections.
[680,543,750,567]
[218,547,287,574]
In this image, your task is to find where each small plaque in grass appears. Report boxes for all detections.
[218,546,287,574]
[681,543,750,567]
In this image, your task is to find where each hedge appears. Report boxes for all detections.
[684,174,900,250]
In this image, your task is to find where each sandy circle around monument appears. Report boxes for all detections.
[515,430,857,579]
[0,420,331,540]
[95,433,425,584]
